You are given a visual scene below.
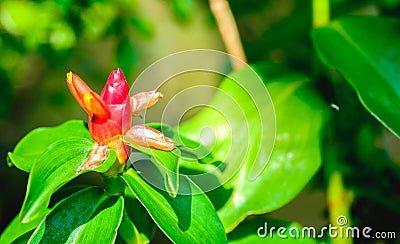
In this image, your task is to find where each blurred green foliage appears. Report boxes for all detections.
[1,0,400,243]
[0,0,218,234]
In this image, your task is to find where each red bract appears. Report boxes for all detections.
[66,68,175,171]
[89,69,131,164]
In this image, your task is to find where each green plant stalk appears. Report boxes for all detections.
[327,171,354,244]
[209,0,247,69]
[312,0,330,27]
[104,175,126,196]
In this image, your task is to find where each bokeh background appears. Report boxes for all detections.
[1,0,400,243]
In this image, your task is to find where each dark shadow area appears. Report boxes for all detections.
[123,196,155,240]
[132,160,192,231]
[179,167,232,211]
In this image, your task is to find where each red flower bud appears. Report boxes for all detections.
[67,68,175,169]
[101,68,130,105]
[89,68,131,142]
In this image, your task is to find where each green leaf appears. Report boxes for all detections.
[312,16,400,138]
[7,120,91,172]
[122,168,227,244]
[178,66,328,231]
[123,139,180,198]
[228,218,318,243]
[0,186,90,243]
[179,67,277,185]
[0,210,49,244]
[20,138,116,223]
[146,123,216,164]
[28,187,124,243]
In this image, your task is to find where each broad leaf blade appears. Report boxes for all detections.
[178,67,276,191]
[0,210,48,244]
[20,138,116,223]
[178,67,328,231]
[7,120,91,172]
[125,140,180,197]
[0,186,92,243]
[146,123,216,164]
[28,187,124,243]
[312,16,400,138]
[218,80,327,231]
[122,168,227,244]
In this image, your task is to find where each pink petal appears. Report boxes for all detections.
[131,90,163,117]
[125,124,175,151]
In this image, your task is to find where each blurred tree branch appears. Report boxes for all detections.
[312,0,330,27]
[209,0,247,70]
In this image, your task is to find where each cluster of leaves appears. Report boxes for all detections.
[312,15,400,232]
[0,0,157,77]
[0,0,195,126]
[1,65,328,243]
[232,0,400,237]
[2,0,400,243]
[0,0,151,127]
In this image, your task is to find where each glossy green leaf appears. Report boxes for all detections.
[228,218,317,243]
[179,66,277,186]
[28,187,124,243]
[146,123,216,164]
[123,139,180,197]
[6,231,34,244]
[20,138,116,223]
[178,67,328,231]
[312,16,400,138]
[7,120,91,172]
[122,168,227,243]
[0,210,48,244]
[0,186,91,244]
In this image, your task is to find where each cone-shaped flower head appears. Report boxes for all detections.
[66,68,175,169]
